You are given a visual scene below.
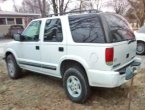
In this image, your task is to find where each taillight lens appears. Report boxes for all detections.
[105,48,114,65]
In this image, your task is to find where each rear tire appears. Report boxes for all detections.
[6,54,21,79]
[63,66,90,103]
[137,42,145,55]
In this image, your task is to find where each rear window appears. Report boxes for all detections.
[104,14,135,42]
[68,14,105,43]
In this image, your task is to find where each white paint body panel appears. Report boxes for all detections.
[134,31,145,42]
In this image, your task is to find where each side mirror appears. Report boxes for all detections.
[13,34,21,41]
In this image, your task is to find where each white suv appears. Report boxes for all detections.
[3,12,141,103]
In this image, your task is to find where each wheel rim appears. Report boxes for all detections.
[67,75,82,98]
[7,58,15,77]
[137,43,144,54]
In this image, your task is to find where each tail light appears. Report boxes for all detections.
[105,48,114,65]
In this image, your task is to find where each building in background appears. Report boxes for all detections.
[0,11,40,38]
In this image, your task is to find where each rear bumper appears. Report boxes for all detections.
[87,58,141,88]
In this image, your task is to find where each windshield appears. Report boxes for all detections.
[104,14,135,42]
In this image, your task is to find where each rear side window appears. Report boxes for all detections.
[44,18,63,42]
[104,14,135,42]
[69,14,105,43]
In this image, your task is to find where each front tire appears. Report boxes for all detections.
[137,42,145,55]
[63,67,90,103]
[6,54,21,79]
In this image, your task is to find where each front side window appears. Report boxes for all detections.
[104,14,135,42]
[44,18,63,42]
[21,20,41,41]
[69,14,105,43]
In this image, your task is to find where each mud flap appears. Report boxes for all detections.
[125,60,141,80]
[125,66,135,80]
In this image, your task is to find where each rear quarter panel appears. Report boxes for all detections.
[135,32,145,42]
[67,43,114,71]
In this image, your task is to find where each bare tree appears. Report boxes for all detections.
[50,0,71,15]
[74,0,104,11]
[89,0,103,10]
[38,0,47,17]
[105,0,129,15]
[12,0,19,12]
[19,0,49,17]
[127,0,145,26]
[75,0,89,11]
[51,0,58,15]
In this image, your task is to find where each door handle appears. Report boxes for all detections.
[58,47,64,52]
[36,46,40,50]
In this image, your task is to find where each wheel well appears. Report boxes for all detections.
[137,40,145,44]
[60,60,88,78]
[5,52,13,58]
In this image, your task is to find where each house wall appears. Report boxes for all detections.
[0,25,11,35]
[0,14,40,38]
[0,17,25,37]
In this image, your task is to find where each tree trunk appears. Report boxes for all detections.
[38,0,43,17]
[59,0,64,15]
[140,16,145,27]
[43,0,46,17]
[52,0,58,16]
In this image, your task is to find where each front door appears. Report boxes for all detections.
[18,20,42,72]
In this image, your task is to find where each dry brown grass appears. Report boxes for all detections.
[0,57,145,110]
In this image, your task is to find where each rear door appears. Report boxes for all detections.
[103,14,136,69]
[40,18,66,77]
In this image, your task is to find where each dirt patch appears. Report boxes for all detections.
[0,57,145,110]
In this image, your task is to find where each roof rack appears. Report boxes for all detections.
[47,9,102,17]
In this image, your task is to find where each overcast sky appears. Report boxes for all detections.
[0,0,113,12]
[0,0,23,11]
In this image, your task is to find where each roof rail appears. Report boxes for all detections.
[47,9,102,17]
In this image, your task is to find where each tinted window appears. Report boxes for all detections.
[69,14,105,43]
[137,25,145,33]
[21,20,41,41]
[44,18,63,42]
[104,14,135,42]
